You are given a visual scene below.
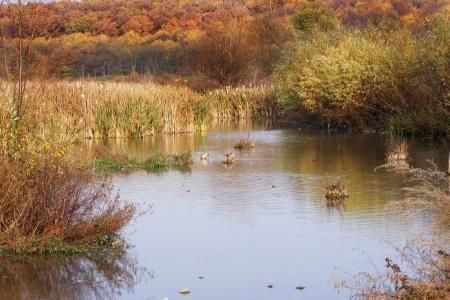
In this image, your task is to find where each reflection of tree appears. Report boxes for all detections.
[0,250,151,300]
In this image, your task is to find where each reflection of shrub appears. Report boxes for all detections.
[0,147,135,254]
[0,250,147,299]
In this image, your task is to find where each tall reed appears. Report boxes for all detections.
[0,80,276,139]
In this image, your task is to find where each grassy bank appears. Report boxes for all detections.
[0,80,276,139]
[95,152,192,172]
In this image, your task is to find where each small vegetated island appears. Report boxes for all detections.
[0,0,448,298]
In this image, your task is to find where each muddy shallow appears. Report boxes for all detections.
[1,126,447,300]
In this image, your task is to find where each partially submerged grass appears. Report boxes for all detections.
[375,139,410,173]
[95,152,193,172]
[234,138,255,150]
[223,152,236,165]
[325,181,349,205]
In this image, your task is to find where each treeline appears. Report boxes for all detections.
[0,0,447,86]
[1,0,299,85]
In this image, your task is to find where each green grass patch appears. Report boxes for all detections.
[95,152,193,172]
[1,233,129,256]
[4,240,88,256]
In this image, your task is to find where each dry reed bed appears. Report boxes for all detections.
[0,80,276,139]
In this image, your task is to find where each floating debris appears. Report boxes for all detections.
[198,276,205,279]
[178,288,191,295]
[200,153,209,160]
[267,284,273,288]
[223,152,235,164]
[296,286,305,290]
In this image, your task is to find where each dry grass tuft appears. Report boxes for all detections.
[234,138,255,150]
[375,139,410,172]
[325,181,349,205]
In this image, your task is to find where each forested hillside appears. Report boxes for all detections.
[0,0,447,85]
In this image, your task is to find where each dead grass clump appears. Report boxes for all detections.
[0,150,135,254]
[234,138,255,150]
[325,181,349,205]
[376,139,410,172]
[387,140,409,162]
[223,152,235,164]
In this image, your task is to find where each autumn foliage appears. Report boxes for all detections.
[0,0,446,84]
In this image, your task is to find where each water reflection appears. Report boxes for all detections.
[0,251,150,300]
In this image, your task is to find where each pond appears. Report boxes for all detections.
[1,125,448,300]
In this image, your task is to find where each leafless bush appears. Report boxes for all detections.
[337,237,450,299]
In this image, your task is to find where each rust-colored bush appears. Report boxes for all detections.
[0,149,135,253]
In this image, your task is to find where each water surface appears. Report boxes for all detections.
[1,126,447,300]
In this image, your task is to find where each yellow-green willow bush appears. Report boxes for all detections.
[276,17,449,137]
